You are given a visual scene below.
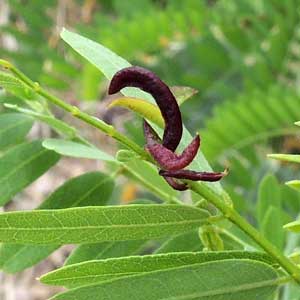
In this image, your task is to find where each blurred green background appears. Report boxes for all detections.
[1,0,300,248]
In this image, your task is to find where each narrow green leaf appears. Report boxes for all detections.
[256,174,281,227]
[284,220,300,232]
[50,259,279,300]
[170,86,198,106]
[5,104,77,138]
[0,205,209,244]
[268,154,300,164]
[0,113,33,149]
[286,180,300,191]
[60,29,224,195]
[0,71,34,100]
[41,251,276,288]
[65,240,146,266]
[42,139,116,162]
[109,97,164,128]
[0,140,60,206]
[61,28,131,80]
[261,206,285,250]
[0,172,114,273]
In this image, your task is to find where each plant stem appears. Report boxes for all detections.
[190,181,300,284]
[0,60,152,162]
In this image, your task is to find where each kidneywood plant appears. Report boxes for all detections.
[0,29,300,300]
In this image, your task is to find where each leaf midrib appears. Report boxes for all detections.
[0,218,205,231]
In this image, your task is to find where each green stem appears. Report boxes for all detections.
[190,181,300,285]
[0,60,152,162]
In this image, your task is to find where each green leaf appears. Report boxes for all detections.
[40,171,114,209]
[0,71,34,100]
[0,205,209,244]
[261,206,285,250]
[0,172,114,273]
[60,29,224,195]
[295,121,300,127]
[65,240,146,266]
[109,97,164,128]
[268,154,300,164]
[41,251,276,288]
[155,230,202,253]
[0,140,60,206]
[65,200,152,266]
[0,113,33,149]
[284,220,300,232]
[50,259,279,300]
[286,180,300,191]
[4,104,77,138]
[256,174,281,227]
[170,86,198,106]
[42,139,116,162]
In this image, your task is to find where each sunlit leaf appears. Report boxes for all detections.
[109,97,164,128]
[267,154,300,164]
[284,220,300,232]
[285,180,300,191]
[108,86,198,128]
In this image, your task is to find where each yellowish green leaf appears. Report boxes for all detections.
[285,180,300,191]
[109,97,164,128]
[267,154,300,164]
[170,86,198,105]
